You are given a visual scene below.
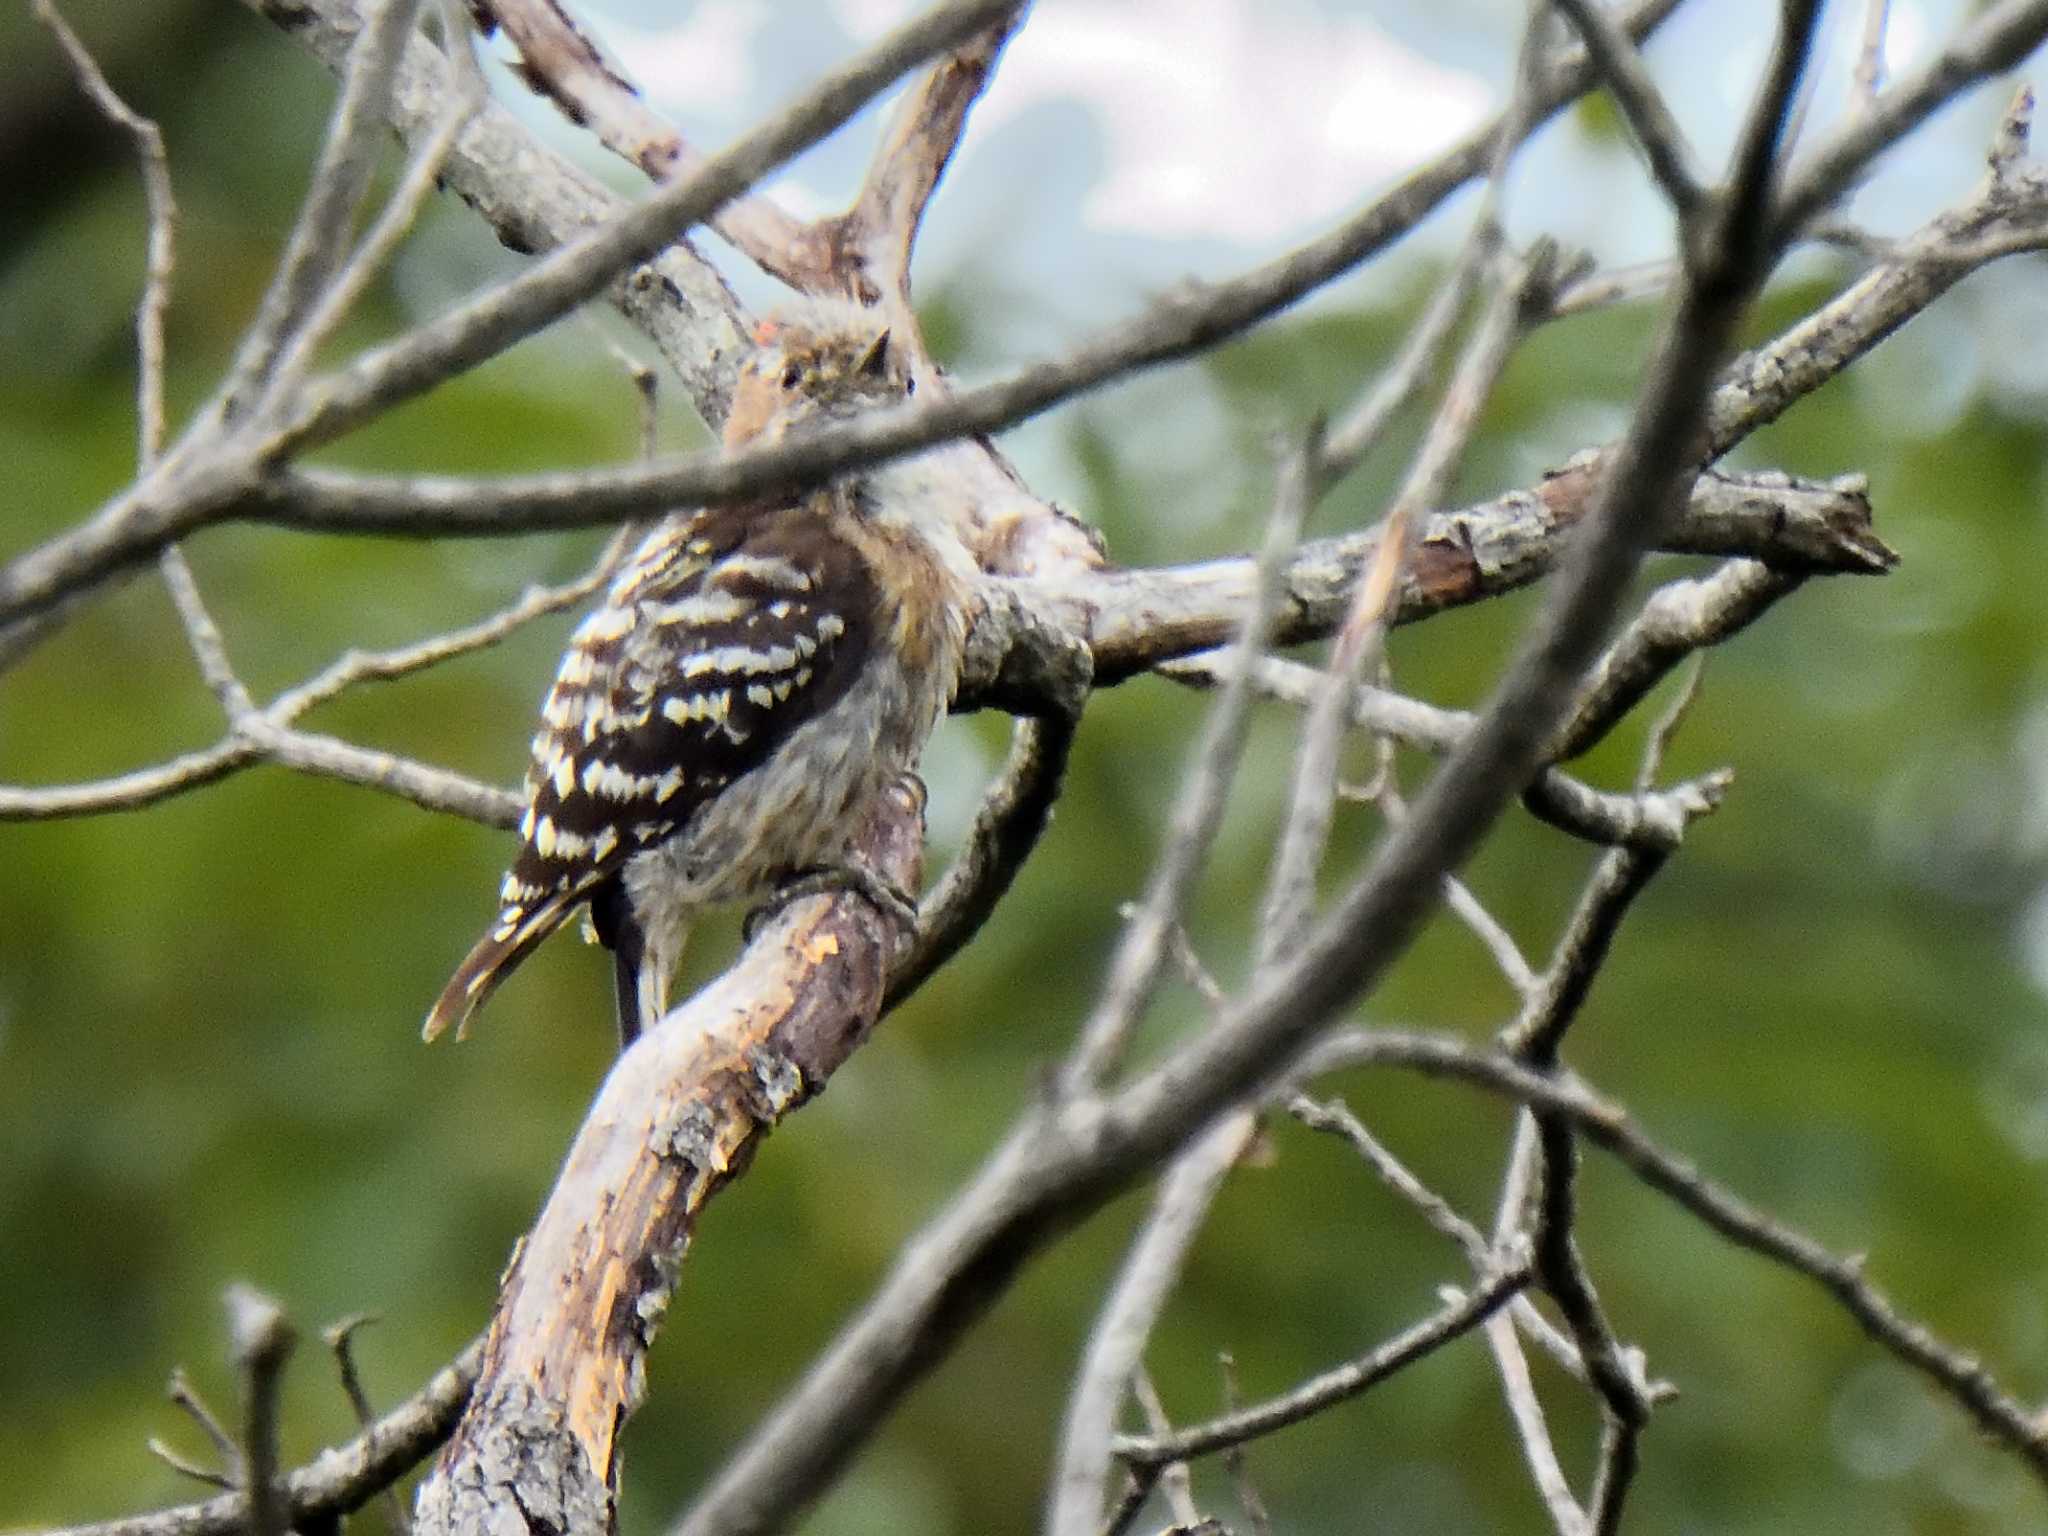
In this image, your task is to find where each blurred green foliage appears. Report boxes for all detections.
[7,10,2048,1536]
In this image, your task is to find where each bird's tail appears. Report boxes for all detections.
[422,894,580,1042]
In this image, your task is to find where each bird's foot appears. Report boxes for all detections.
[744,862,921,943]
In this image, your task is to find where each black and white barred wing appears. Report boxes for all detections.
[422,503,873,1041]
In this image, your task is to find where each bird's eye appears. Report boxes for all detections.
[781,364,804,390]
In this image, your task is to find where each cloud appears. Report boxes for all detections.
[966,0,1490,242]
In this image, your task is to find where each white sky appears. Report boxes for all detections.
[576,0,2006,252]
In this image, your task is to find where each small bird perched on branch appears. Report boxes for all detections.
[423,297,976,1046]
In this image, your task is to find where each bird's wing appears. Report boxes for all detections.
[421,499,874,1041]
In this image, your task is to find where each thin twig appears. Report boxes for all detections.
[1365,743,1542,996]
[1551,0,1706,218]
[888,710,1080,1012]
[1529,1115,1653,1506]
[157,549,257,721]
[1550,557,1797,762]
[1635,654,1705,792]
[1475,1123,1591,1536]
[1290,1094,1486,1259]
[266,52,489,401]
[166,1369,243,1486]
[1113,1262,1531,1468]
[144,1438,235,1493]
[1505,846,1668,1064]
[1260,246,1545,964]
[49,1338,485,1536]
[225,1286,296,1536]
[1063,437,1318,1092]
[0,530,642,827]
[1099,1469,1163,1536]
[30,0,176,465]
[1503,669,1697,1515]
[1315,0,1553,485]
[1771,0,2048,240]
[1853,0,1893,116]
[1131,1372,1201,1529]
[1484,1305,1588,1536]
[1215,1354,1272,1536]
[31,0,262,729]
[270,546,629,721]
[1294,1027,2048,1486]
[1289,1092,1581,1376]
[324,1314,411,1536]
[1587,1414,1643,1536]
[222,0,428,412]
[1165,651,1730,852]
[1051,1112,1259,1536]
[1315,225,1497,482]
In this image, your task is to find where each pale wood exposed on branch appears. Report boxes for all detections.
[412,783,925,1530]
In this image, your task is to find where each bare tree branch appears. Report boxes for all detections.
[1551,557,1793,760]
[1853,0,1893,115]
[3,461,1848,828]
[1772,0,2048,237]
[1063,439,1316,1092]
[413,785,926,1531]
[469,0,814,284]
[1051,1112,1259,1536]
[224,1286,297,1536]
[265,32,487,400]
[47,1341,483,1536]
[887,710,1081,1012]
[830,10,1025,315]
[1112,1259,1532,1469]
[0,0,1019,634]
[671,10,1858,1529]
[1552,0,1706,219]
[1262,245,1546,962]
[324,1314,413,1536]
[1130,1373,1201,1531]
[6,0,1701,629]
[1297,1028,2048,1487]
[221,0,426,411]
[26,2,2048,1531]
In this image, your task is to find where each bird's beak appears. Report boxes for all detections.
[855,329,891,380]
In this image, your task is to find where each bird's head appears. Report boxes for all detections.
[723,297,915,449]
